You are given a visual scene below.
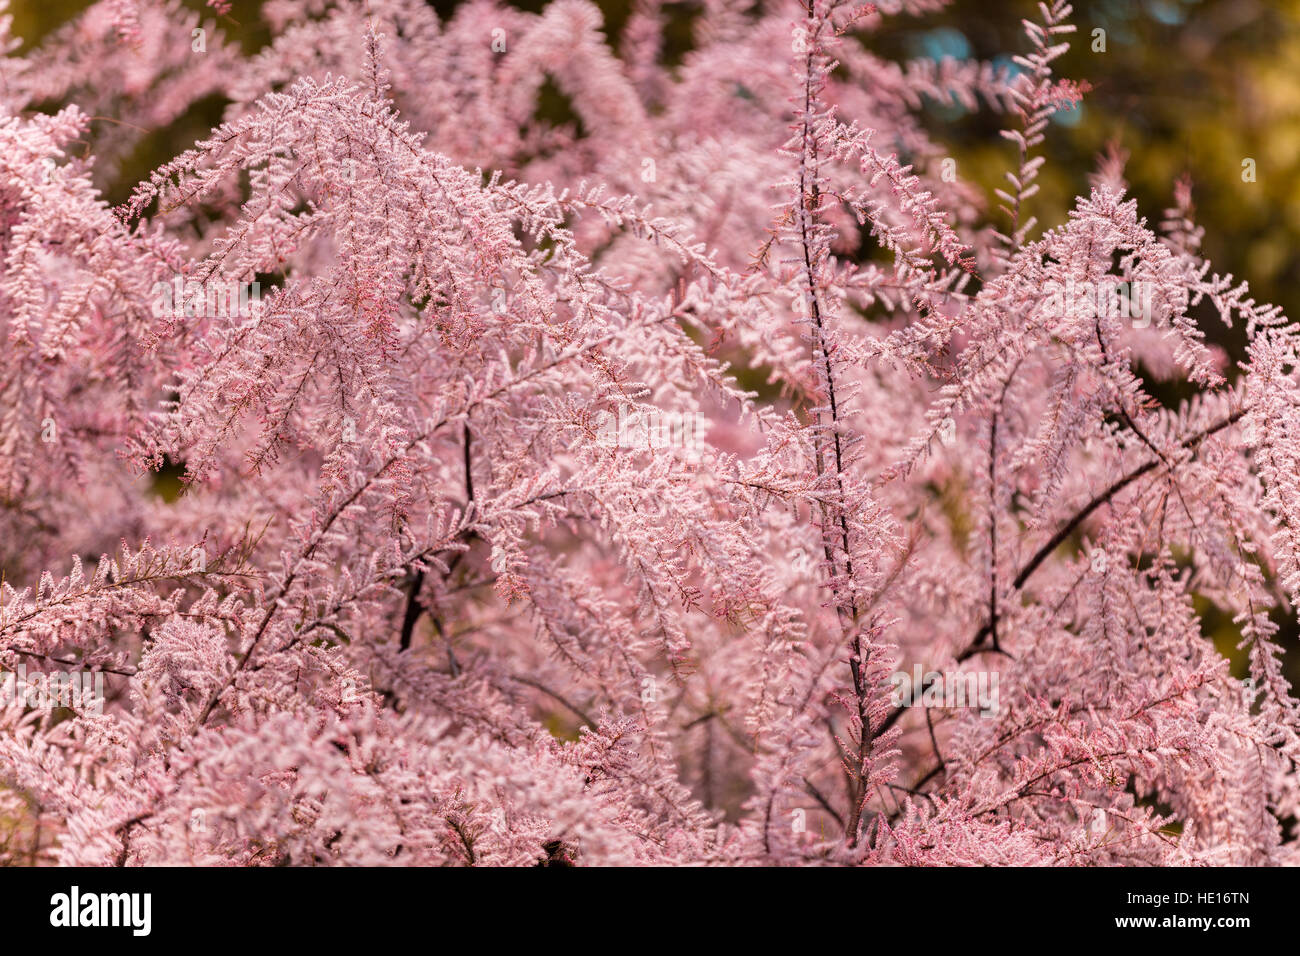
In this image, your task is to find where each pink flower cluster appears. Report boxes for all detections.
[0,0,1296,865]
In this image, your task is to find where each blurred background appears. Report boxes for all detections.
[8,0,1297,678]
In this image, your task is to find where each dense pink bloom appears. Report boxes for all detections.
[0,0,1296,865]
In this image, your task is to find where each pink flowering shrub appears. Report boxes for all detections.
[0,0,1297,866]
